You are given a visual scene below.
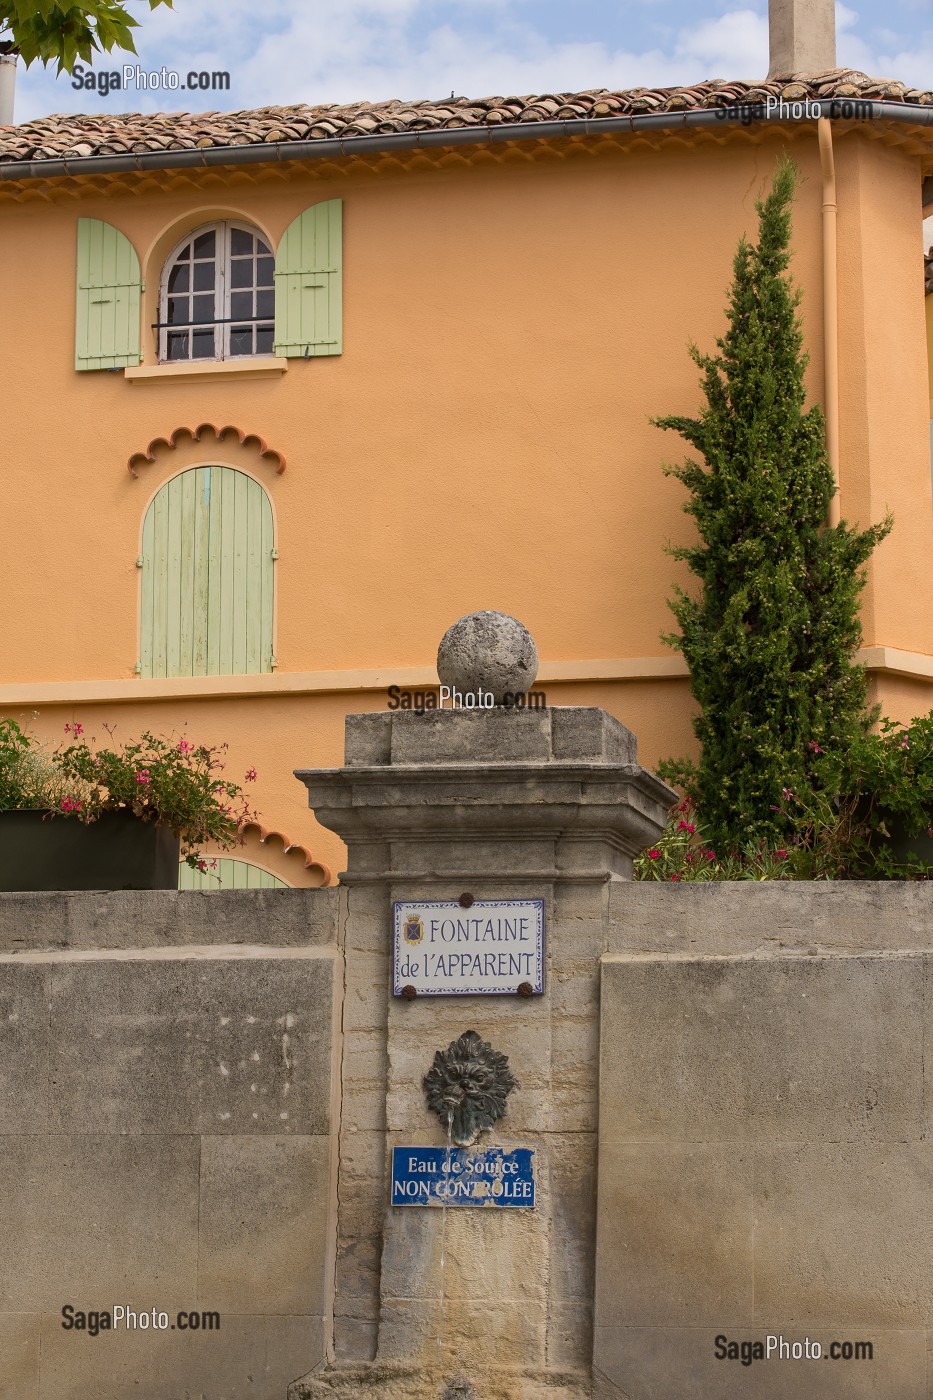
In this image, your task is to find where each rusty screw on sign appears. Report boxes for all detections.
[401,984,418,1001]
[459,893,474,908]
[516,982,533,998]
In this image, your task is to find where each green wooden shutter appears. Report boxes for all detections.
[179,859,287,889]
[75,218,142,370]
[140,466,274,678]
[273,198,342,357]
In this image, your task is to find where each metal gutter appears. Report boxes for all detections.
[2,97,932,182]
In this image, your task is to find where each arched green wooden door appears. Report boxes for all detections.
[140,466,274,677]
[179,859,287,889]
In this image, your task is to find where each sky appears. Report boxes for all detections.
[9,0,933,124]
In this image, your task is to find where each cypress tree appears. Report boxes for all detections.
[655,157,891,843]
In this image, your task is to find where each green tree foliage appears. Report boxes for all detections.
[0,0,171,74]
[655,157,891,843]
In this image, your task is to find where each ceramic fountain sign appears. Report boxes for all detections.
[392,898,545,996]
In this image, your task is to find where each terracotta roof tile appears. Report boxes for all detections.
[0,69,930,166]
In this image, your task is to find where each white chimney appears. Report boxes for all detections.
[768,0,836,78]
[0,51,16,126]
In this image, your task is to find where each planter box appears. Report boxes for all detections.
[0,809,180,891]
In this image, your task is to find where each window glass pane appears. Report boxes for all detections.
[255,238,271,257]
[257,289,274,319]
[176,242,192,260]
[192,293,214,324]
[192,329,215,359]
[257,256,274,287]
[230,227,254,256]
[230,258,253,289]
[193,261,215,292]
[167,295,188,324]
[193,230,216,257]
[256,326,274,356]
[167,262,189,294]
[229,327,253,356]
[230,290,253,319]
[167,330,189,360]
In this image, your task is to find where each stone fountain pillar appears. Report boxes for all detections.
[291,614,673,1400]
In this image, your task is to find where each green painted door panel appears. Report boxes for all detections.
[140,466,274,678]
[273,198,342,357]
[75,218,142,370]
[179,859,288,889]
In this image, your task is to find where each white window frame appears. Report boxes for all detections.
[158,220,274,364]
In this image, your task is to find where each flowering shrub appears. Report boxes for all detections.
[0,719,257,870]
[639,714,933,882]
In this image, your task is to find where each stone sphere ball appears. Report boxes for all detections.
[437,611,539,705]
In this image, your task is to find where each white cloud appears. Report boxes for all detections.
[8,0,931,125]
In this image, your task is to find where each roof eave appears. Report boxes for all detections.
[2,97,933,182]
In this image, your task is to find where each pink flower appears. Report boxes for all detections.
[648,849,661,861]
[670,874,681,882]
[177,739,194,755]
[809,741,821,753]
[197,859,207,872]
[244,767,257,782]
[781,788,793,800]
[901,739,910,750]
[777,849,787,859]
[135,769,150,784]
[677,820,696,834]
[61,796,83,813]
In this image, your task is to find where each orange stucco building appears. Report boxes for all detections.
[1,67,932,881]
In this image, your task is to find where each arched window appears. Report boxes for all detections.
[179,859,288,889]
[139,466,274,678]
[159,221,274,362]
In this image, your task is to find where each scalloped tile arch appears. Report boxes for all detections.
[240,820,332,885]
[127,422,286,477]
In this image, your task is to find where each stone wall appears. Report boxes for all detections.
[0,889,340,1400]
[5,827,933,1400]
[595,882,933,1399]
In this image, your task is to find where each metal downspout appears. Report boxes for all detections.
[817,116,841,526]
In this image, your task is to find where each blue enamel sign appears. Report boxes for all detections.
[391,1146,536,1208]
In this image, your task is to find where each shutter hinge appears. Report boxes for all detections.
[271,548,279,560]
[134,660,142,675]
[135,555,143,568]
[270,654,278,670]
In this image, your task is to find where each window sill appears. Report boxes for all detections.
[124,358,288,384]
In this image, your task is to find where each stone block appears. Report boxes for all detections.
[0,1312,41,1400]
[0,960,50,1133]
[345,712,392,766]
[753,1143,933,1326]
[547,1134,597,1302]
[49,953,335,1135]
[198,1135,331,1315]
[389,709,552,765]
[550,708,637,764]
[0,889,339,953]
[607,882,933,958]
[593,1326,926,1399]
[380,1196,548,1303]
[600,954,924,1143]
[377,1295,547,1370]
[0,1134,198,1313]
[547,1301,592,1372]
[595,1143,754,1327]
[38,1310,323,1400]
